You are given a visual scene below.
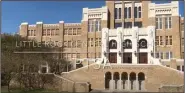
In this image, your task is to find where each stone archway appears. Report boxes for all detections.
[121,72,128,89]
[113,72,119,89]
[105,72,111,89]
[130,72,136,90]
[138,72,145,90]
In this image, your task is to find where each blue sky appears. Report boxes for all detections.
[2,1,184,34]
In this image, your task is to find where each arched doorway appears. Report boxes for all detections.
[113,72,119,89]
[130,72,136,90]
[138,72,145,90]
[138,39,148,64]
[105,72,111,89]
[121,72,128,89]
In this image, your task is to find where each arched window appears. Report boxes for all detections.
[123,39,132,49]
[139,39,147,48]
[105,72,111,89]
[109,40,117,49]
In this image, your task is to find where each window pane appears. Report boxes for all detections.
[119,8,121,19]
[115,23,122,28]
[177,66,181,71]
[134,7,137,18]
[124,8,127,18]
[115,8,117,19]
[166,52,169,59]
[128,7,131,18]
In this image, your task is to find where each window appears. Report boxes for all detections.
[165,36,169,45]
[134,22,142,28]
[156,52,159,58]
[73,28,77,35]
[109,40,117,49]
[156,36,159,45]
[95,38,98,46]
[63,41,67,48]
[124,22,132,28]
[55,29,59,36]
[156,15,162,29]
[43,29,46,36]
[177,66,181,71]
[28,30,30,36]
[182,66,184,71]
[77,40,81,48]
[51,29,55,36]
[169,36,172,45]
[182,52,184,59]
[166,51,169,59]
[91,38,94,47]
[88,19,101,32]
[68,28,72,35]
[139,39,147,48]
[134,6,141,18]
[115,8,117,19]
[99,38,101,46]
[114,8,121,19]
[72,41,76,48]
[115,23,122,28]
[34,30,36,36]
[165,15,172,29]
[123,39,132,49]
[68,41,71,48]
[170,51,173,58]
[159,36,163,45]
[64,28,68,35]
[160,52,163,59]
[124,7,131,18]
[47,29,50,36]
[124,7,127,18]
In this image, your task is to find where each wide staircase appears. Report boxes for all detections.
[58,60,184,92]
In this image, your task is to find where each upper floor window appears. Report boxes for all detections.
[109,40,117,49]
[123,39,132,49]
[165,15,172,29]
[42,29,46,36]
[134,22,142,28]
[134,6,141,18]
[88,19,101,32]
[156,15,162,29]
[124,7,131,19]
[115,23,122,28]
[115,8,121,19]
[138,39,147,48]
[28,30,36,36]
[124,22,132,28]
[165,36,172,45]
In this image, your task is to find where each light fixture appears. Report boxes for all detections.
[104,51,106,56]
[119,51,121,55]
[151,50,153,56]
[134,51,137,56]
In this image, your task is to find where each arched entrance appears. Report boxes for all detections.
[138,72,145,90]
[113,72,119,89]
[130,72,136,90]
[105,72,111,89]
[121,72,128,89]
